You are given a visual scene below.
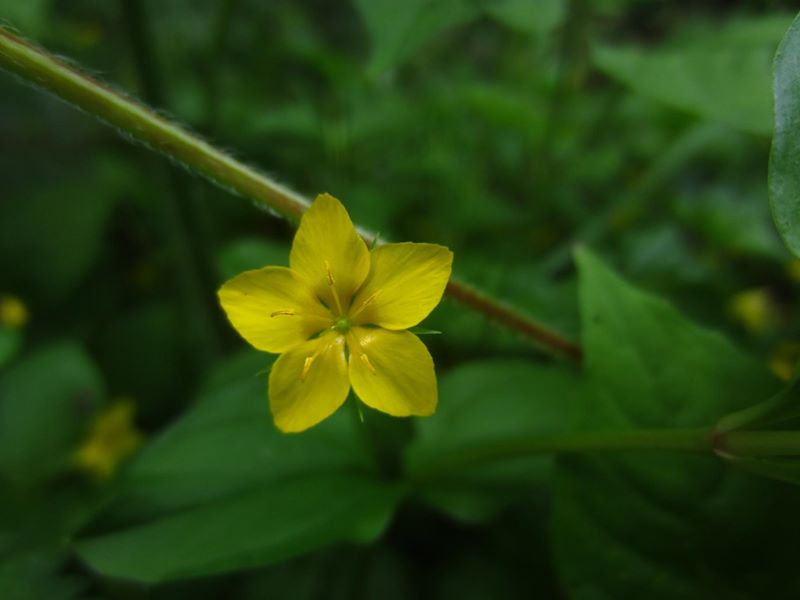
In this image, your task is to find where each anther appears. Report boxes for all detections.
[301,356,315,381]
[324,260,335,287]
[351,290,381,318]
[270,309,295,317]
[323,259,345,315]
[360,353,377,375]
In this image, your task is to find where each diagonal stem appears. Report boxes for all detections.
[0,27,582,361]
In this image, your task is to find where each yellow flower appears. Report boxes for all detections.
[74,399,143,480]
[218,193,453,433]
[769,341,800,382]
[0,294,29,329]
[727,288,778,335]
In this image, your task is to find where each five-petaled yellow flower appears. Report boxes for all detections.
[218,194,453,433]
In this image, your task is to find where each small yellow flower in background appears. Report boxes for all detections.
[74,399,143,480]
[0,295,29,329]
[769,341,800,382]
[728,288,778,335]
[786,259,800,283]
[218,193,453,433]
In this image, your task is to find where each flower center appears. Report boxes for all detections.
[333,316,350,333]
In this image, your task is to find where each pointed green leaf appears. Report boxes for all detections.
[552,249,799,598]
[74,373,402,582]
[593,16,794,136]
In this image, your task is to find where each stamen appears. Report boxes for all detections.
[301,356,315,381]
[360,353,377,375]
[270,309,295,317]
[323,259,345,315]
[350,290,381,319]
[324,260,335,286]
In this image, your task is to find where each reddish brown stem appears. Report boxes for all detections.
[445,280,583,361]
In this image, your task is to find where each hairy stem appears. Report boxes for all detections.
[0,27,582,361]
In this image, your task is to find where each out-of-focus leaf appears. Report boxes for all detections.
[0,158,128,302]
[675,186,787,262]
[0,0,51,37]
[482,0,565,34]
[92,303,183,417]
[0,549,85,600]
[99,373,374,518]
[0,342,104,487]
[715,377,800,485]
[593,16,794,135]
[552,249,800,598]
[216,237,290,281]
[74,374,402,582]
[0,328,21,369]
[718,376,800,433]
[726,455,800,486]
[406,360,582,522]
[75,472,402,584]
[769,13,800,258]
[354,0,479,75]
[239,546,413,600]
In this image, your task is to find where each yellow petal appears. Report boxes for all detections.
[218,266,331,353]
[350,243,453,330]
[269,332,350,433]
[347,327,437,417]
[290,193,370,313]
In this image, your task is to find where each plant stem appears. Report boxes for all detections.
[444,280,582,360]
[0,27,582,361]
[0,27,309,221]
[407,428,800,482]
[717,431,800,457]
[407,428,712,481]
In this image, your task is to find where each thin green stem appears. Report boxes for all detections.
[407,428,800,483]
[0,27,582,361]
[408,428,713,482]
[717,431,800,457]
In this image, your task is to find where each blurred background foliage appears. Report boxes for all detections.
[2,0,800,597]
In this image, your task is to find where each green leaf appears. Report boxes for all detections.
[74,374,403,582]
[482,0,565,35]
[0,0,51,38]
[552,248,800,598]
[216,237,290,281]
[354,0,479,75]
[0,157,127,302]
[716,377,800,486]
[0,549,85,600]
[0,327,21,369]
[75,472,402,584]
[593,16,794,136]
[406,359,582,522]
[725,455,800,486]
[718,376,800,432]
[0,342,104,487]
[92,302,184,414]
[769,13,800,258]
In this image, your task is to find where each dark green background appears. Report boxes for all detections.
[2,0,800,598]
